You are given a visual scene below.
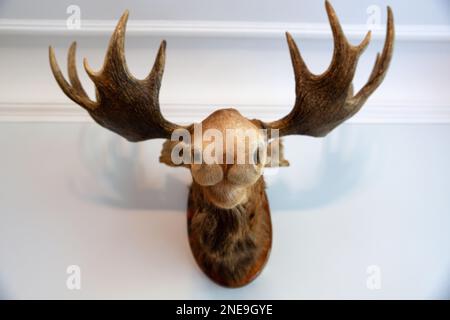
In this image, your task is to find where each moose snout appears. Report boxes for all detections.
[191,161,262,188]
[227,164,262,186]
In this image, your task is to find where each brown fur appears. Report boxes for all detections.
[187,177,272,287]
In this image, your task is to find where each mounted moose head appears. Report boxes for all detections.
[49,1,394,287]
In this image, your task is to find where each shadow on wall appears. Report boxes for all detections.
[71,125,372,213]
[436,269,450,299]
[70,125,190,212]
[268,126,372,211]
[0,279,9,299]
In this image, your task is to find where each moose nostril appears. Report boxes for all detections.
[227,164,261,186]
[191,163,224,186]
[221,164,230,175]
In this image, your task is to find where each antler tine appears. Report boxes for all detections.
[357,30,372,53]
[321,1,369,84]
[285,32,313,85]
[325,0,347,53]
[49,45,96,110]
[103,10,130,76]
[350,7,395,108]
[145,40,166,88]
[326,1,371,57]
[67,42,91,100]
[324,0,350,77]
[83,10,130,81]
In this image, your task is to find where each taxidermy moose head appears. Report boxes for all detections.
[49,1,394,287]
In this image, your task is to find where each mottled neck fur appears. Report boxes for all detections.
[187,177,271,287]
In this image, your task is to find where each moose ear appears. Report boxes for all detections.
[265,138,290,168]
[159,140,191,168]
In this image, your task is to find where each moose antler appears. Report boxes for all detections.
[264,1,395,137]
[49,11,182,142]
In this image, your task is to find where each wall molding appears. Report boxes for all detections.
[1,19,449,124]
[0,19,449,41]
[1,101,449,124]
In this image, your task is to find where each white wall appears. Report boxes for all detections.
[0,0,449,299]
[1,0,449,25]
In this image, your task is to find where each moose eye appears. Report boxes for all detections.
[253,147,261,165]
